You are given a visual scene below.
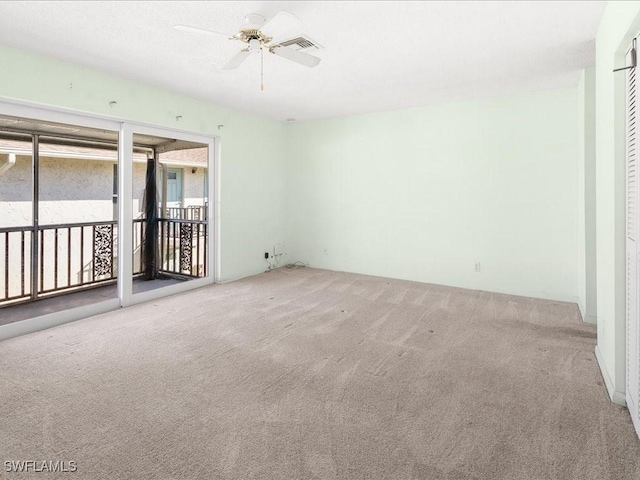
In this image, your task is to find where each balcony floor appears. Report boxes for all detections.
[0,276,185,326]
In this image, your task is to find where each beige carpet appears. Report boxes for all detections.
[0,268,639,479]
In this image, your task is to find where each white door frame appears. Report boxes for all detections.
[125,122,216,307]
[626,38,640,438]
[0,97,219,340]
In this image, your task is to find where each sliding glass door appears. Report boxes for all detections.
[0,103,215,332]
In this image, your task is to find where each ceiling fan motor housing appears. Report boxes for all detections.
[238,28,271,46]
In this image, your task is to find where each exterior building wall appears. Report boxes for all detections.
[1,154,33,227]
[0,155,142,226]
[0,155,191,226]
[131,162,147,218]
[182,166,207,208]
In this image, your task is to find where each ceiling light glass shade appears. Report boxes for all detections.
[249,39,261,53]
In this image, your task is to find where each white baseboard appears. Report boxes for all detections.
[584,314,597,325]
[595,344,626,406]
[628,393,640,438]
[577,299,597,324]
[577,299,586,321]
[218,265,285,284]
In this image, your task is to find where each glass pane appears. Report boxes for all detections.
[132,134,208,295]
[0,133,33,306]
[37,138,119,297]
[0,113,119,324]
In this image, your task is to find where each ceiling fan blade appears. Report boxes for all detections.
[221,49,251,70]
[271,46,321,68]
[260,11,302,44]
[174,24,235,38]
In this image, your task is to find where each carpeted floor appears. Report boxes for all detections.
[1,268,639,479]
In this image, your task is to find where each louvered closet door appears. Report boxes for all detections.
[626,38,640,438]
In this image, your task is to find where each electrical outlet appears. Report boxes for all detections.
[474,262,481,273]
[264,252,269,260]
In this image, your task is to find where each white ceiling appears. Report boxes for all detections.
[0,1,605,122]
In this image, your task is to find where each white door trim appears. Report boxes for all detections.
[128,122,217,305]
[625,37,640,438]
[118,123,134,308]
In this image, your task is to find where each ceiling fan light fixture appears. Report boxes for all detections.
[248,38,261,53]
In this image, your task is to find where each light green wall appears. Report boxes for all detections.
[578,67,597,325]
[595,0,640,404]
[286,87,580,302]
[0,44,287,282]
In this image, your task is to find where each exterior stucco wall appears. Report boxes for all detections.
[1,155,124,226]
[0,156,197,226]
[0,154,32,227]
[182,166,207,207]
[132,162,147,218]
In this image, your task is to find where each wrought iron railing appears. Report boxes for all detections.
[1,226,33,304]
[158,218,208,278]
[164,205,208,221]
[0,220,119,305]
[0,217,207,307]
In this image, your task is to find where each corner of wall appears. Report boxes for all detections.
[577,298,585,320]
[595,344,626,405]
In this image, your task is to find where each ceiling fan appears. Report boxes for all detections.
[174,11,321,89]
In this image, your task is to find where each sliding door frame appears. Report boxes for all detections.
[125,122,217,307]
[0,98,219,340]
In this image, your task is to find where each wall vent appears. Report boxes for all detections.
[278,35,322,51]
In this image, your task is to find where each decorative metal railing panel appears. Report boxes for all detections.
[158,218,207,278]
[93,224,115,278]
